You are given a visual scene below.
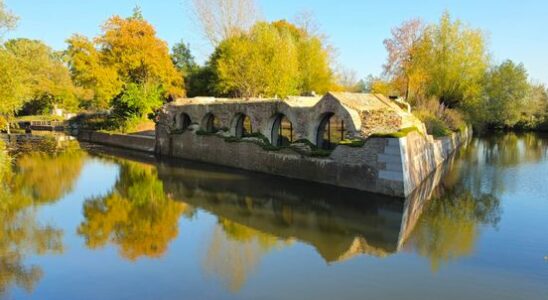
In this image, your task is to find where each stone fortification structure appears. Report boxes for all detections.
[155,92,469,197]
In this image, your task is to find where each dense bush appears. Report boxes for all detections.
[414,98,466,137]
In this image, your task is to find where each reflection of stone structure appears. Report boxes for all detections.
[154,154,451,263]
[156,92,469,197]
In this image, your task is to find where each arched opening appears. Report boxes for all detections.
[234,113,253,138]
[271,114,294,147]
[180,113,192,131]
[203,113,221,133]
[317,113,346,150]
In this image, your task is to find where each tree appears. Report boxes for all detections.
[0,0,17,37]
[191,0,260,46]
[4,39,79,114]
[97,14,184,98]
[272,20,334,95]
[383,18,428,100]
[424,12,489,108]
[171,40,198,76]
[335,66,360,92]
[0,48,28,133]
[483,60,530,128]
[66,35,122,109]
[0,1,23,133]
[210,20,334,98]
[213,22,299,98]
[66,8,184,126]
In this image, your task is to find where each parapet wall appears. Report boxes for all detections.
[78,131,156,153]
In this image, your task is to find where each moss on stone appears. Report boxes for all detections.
[338,138,366,147]
[370,126,421,138]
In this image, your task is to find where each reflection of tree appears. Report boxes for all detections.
[78,161,192,260]
[203,218,283,292]
[12,140,86,204]
[408,190,501,271]
[0,139,78,296]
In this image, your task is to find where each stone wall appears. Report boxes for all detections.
[155,126,470,197]
[78,130,156,153]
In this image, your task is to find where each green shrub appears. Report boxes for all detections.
[413,98,465,137]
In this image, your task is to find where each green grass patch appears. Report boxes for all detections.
[370,126,421,138]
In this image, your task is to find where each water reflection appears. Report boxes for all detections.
[0,136,84,297]
[2,131,547,298]
[77,159,194,260]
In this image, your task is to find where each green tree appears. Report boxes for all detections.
[483,60,530,128]
[0,48,28,133]
[171,40,198,76]
[211,20,334,98]
[424,12,489,109]
[213,22,299,98]
[5,39,79,114]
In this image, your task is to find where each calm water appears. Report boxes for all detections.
[0,132,547,300]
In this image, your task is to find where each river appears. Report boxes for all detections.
[0,132,547,299]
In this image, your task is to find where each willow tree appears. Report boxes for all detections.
[424,12,489,108]
[273,20,334,95]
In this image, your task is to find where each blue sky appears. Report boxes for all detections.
[5,0,548,84]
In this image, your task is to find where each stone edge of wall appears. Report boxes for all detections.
[399,126,472,196]
[77,130,156,153]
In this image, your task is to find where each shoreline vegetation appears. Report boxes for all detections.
[0,1,547,138]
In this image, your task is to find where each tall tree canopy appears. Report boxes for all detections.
[66,8,184,112]
[483,60,530,127]
[5,39,79,114]
[211,20,334,98]
[383,12,489,107]
[191,0,260,46]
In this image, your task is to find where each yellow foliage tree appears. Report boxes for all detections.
[213,20,334,98]
[66,8,184,111]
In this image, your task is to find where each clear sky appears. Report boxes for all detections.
[5,0,548,84]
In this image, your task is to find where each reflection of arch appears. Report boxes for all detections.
[271,114,293,147]
[317,113,346,150]
[233,113,253,138]
[179,113,192,131]
[202,113,221,133]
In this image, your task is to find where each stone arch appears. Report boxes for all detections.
[232,113,253,138]
[202,113,221,133]
[271,113,294,147]
[316,112,347,149]
[179,113,192,131]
